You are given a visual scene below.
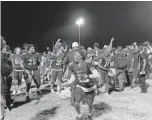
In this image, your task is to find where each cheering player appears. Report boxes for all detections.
[22,44,41,101]
[50,39,65,93]
[67,51,100,120]
[11,47,24,94]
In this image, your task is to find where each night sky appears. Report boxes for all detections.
[1,1,152,52]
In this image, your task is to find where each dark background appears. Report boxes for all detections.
[1,1,152,52]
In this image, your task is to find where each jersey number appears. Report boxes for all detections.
[28,57,37,65]
[14,58,21,64]
[56,59,62,66]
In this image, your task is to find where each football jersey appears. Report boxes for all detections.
[91,48,102,61]
[12,54,24,70]
[69,61,95,88]
[112,53,129,70]
[23,53,41,70]
[52,54,64,69]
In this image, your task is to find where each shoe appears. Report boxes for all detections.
[88,114,93,120]
[76,116,83,120]
[140,91,147,93]
[26,96,30,102]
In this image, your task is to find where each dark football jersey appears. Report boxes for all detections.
[12,54,24,70]
[52,54,64,69]
[23,53,41,70]
[91,48,102,61]
[69,61,95,88]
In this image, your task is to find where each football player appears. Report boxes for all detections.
[22,44,41,101]
[67,51,100,120]
[11,47,24,94]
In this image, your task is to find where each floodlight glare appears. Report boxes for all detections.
[76,18,84,26]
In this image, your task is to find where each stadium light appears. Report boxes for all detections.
[76,18,85,45]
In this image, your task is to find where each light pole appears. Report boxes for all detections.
[76,18,84,45]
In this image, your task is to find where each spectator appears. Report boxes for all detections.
[1,37,13,119]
